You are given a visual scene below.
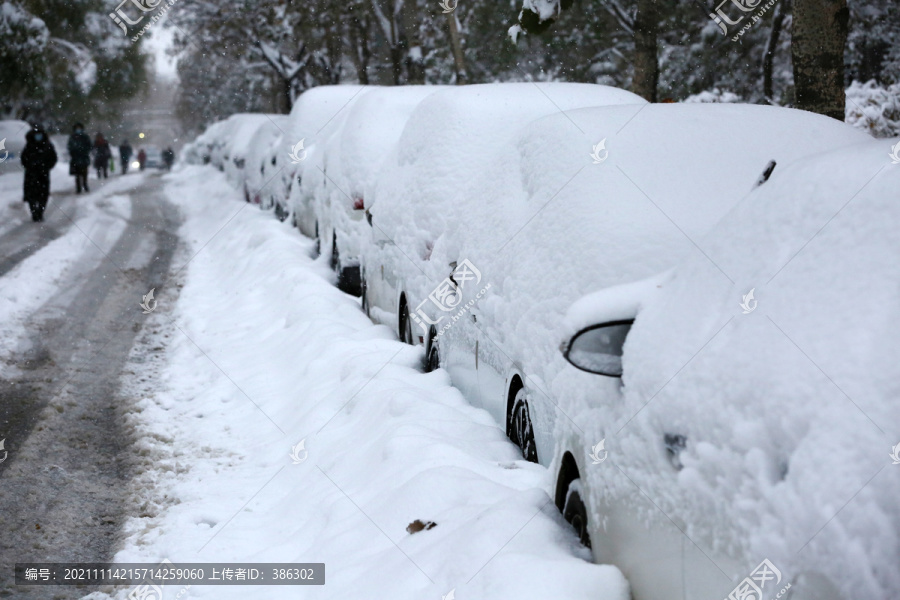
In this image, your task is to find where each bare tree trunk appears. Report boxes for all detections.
[791,0,849,120]
[446,13,467,84]
[282,75,293,113]
[348,5,372,84]
[762,0,789,102]
[631,0,659,102]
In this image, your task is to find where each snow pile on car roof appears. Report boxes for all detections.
[608,139,900,597]
[375,98,868,397]
[241,115,290,194]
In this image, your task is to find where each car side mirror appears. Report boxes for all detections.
[562,320,633,377]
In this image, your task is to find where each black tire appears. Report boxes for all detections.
[509,389,538,463]
[562,479,592,549]
[330,232,339,272]
[360,273,370,316]
[338,265,362,296]
[399,297,414,345]
[425,325,440,372]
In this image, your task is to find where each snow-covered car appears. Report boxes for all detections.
[263,86,367,223]
[218,114,283,188]
[361,82,647,332]
[562,137,900,599]
[183,113,279,182]
[295,85,449,294]
[182,119,231,167]
[362,96,870,600]
[241,115,290,206]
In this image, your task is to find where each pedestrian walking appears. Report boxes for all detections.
[93,132,111,179]
[67,122,91,194]
[119,140,133,174]
[21,124,58,222]
[162,146,175,171]
[137,148,147,171]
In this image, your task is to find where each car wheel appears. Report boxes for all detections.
[361,274,370,316]
[399,297,414,345]
[510,388,538,463]
[425,325,440,372]
[562,479,592,549]
[338,265,362,296]
[330,232,339,272]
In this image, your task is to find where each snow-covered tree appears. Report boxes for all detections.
[1,0,146,127]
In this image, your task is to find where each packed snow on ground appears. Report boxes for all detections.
[569,139,900,597]
[0,168,143,364]
[82,164,629,600]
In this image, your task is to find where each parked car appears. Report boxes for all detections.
[360,82,648,338]
[361,96,870,600]
[241,115,290,205]
[293,85,449,293]
[143,145,163,169]
[562,138,900,600]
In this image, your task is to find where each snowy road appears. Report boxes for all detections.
[0,172,180,599]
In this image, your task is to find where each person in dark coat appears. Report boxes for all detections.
[137,148,147,171]
[93,132,111,179]
[162,147,175,171]
[21,125,58,222]
[67,122,92,194]
[119,140,133,174]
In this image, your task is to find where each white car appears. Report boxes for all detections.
[361,93,870,600]
[294,85,448,294]
[241,115,290,206]
[562,138,900,599]
[361,82,648,339]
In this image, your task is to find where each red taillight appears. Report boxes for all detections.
[353,197,365,210]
